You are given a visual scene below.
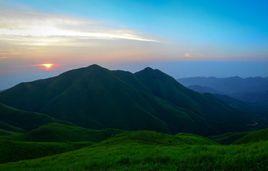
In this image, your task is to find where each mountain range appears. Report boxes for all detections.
[178,76,268,104]
[0,65,258,135]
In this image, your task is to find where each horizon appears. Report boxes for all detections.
[1,0,268,89]
[1,62,268,90]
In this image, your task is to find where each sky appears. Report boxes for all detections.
[0,0,268,89]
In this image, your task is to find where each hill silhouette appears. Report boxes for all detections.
[0,65,255,135]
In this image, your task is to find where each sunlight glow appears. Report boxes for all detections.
[38,63,55,70]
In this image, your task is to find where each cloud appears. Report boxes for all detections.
[0,5,158,48]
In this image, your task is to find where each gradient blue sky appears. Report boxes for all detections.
[7,0,268,51]
[0,0,268,89]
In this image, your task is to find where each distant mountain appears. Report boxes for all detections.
[0,65,256,135]
[188,85,222,94]
[178,76,268,104]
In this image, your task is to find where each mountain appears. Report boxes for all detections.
[0,65,256,135]
[134,68,255,132]
[178,76,268,123]
[178,76,268,104]
[188,85,222,94]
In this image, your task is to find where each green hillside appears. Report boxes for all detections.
[0,130,267,171]
[0,103,57,131]
[134,68,253,133]
[0,122,123,164]
[0,129,14,136]
[0,65,255,135]
[0,121,23,132]
[212,132,248,144]
[234,128,268,144]
[0,140,92,164]
[99,131,216,146]
[25,122,122,142]
[212,128,268,144]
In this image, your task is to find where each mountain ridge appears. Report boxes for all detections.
[0,64,256,135]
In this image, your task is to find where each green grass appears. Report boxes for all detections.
[0,121,24,132]
[0,130,267,171]
[234,128,268,144]
[99,131,217,146]
[211,132,248,144]
[24,122,122,142]
[0,123,123,164]
[0,103,56,131]
[0,140,92,164]
[212,128,268,144]
[0,129,14,136]
[0,129,25,142]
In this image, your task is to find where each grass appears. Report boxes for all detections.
[212,128,268,144]
[98,131,217,146]
[0,130,267,171]
[211,132,248,144]
[24,122,122,142]
[0,129,14,136]
[234,128,268,144]
[0,103,56,131]
[0,122,122,164]
[0,140,93,164]
[0,121,24,132]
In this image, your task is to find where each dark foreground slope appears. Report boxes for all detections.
[0,65,255,134]
[24,122,122,142]
[0,140,92,164]
[0,103,57,131]
[0,130,267,171]
[212,128,268,144]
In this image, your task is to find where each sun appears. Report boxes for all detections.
[42,63,53,69]
[39,63,55,70]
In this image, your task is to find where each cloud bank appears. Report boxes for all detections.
[0,6,158,48]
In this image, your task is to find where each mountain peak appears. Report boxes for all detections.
[136,67,170,79]
[82,64,109,73]
[137,67,163,74]
[143,67,154,71]
[86,64,105,70]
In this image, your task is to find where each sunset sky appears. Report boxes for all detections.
[1,0,268,89]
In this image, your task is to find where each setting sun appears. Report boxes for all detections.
[42,63,53,69]
[38,63,55,71]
